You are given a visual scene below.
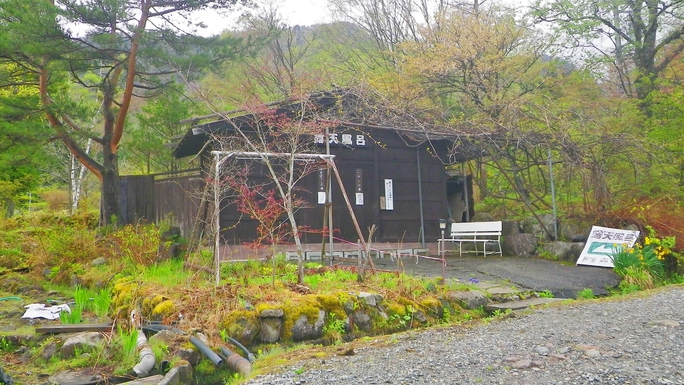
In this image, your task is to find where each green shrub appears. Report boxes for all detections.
[575,288,595,300]
[610,229,668,290]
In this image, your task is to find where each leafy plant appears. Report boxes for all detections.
[59,305,82,325]
[0,337,13,352]
[441,307,452,324]
[616,281,641,295]
[323,313,346,336]
[112,326,139,373]
[388,307,413,330]
[293,367,306,375]
[575,288,595,300]
[538,289,554,298]
[537,250,558,261]
[92,287,112,318]
[489,309,510,318]
[610,228,674,290]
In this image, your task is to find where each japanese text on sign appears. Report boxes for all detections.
[314,133,367,147]
[576,225,640,268]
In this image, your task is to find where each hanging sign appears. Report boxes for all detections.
[384,179,394,210]
[576,226,640,267]
[355,169,364,205]
[314,132,367,148]
[317,169,326,205]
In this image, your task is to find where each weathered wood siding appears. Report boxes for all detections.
[120,173,207,238]
[119,175,156,224]
[154,175,206,238]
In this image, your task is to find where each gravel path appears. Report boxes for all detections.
[245,286,684,385]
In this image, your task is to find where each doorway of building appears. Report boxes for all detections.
[446,173,475,222]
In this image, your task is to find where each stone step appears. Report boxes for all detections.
[485,297,566,311]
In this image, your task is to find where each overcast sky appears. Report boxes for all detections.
[193,0,533,37]
[192,0,333,36]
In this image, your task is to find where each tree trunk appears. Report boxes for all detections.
[101,141,122,226]
[4,199,14,218]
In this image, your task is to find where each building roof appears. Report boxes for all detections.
[171,89,484,162]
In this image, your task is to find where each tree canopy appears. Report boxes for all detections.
[1,0,683,230]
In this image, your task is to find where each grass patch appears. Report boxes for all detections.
[575,288,595,300]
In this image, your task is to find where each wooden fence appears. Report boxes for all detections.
[120,172,207,238]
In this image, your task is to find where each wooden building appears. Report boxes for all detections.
[169,91,476,249]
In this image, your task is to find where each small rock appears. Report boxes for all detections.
[549,353,567,360]
[584,349,601,358]
[575,344,599,351]
[530,361,544,368]
[358,292,383,307]
[91,257,107,266]
[534,346,550,356]
[511,359,532,369]
[504,355,525,363]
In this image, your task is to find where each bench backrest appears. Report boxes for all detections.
[450,221,502,234]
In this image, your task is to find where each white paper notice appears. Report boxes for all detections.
[384,179,394,210]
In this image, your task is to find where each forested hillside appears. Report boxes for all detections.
[1,0,683,243]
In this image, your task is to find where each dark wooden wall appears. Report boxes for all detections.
[214,127,452,245]
[120,173,206,238]
[154,175,205,238]
[119,175,156,224]
[121,128,457,245]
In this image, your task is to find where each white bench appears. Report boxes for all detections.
[438,221,502,257]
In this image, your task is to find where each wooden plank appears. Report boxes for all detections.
[35,323,113,334]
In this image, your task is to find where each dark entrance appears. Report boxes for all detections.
[446,173,474,222]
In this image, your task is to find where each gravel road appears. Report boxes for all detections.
[245,286,684,385]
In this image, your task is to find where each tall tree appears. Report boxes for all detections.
[396,7,652,218]
[531,0,684,102]
[329,0,486,68]
[0,88,51,216]
[127,84,194,174]
[0,0,247,225]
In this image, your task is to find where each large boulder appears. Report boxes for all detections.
[521,214,556,241]
[0,365,13,385]
[501,220,522,237]
[291,310,325,342]
[445,290,489,310]
[558,219,590,242]
[60,332,103,359]
[541,242,585,263]
[351,310,373,332]
[502,233,538,257]
[258,309,283,343]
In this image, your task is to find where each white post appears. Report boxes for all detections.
[214,152,221,285]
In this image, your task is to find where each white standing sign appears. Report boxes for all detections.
[317,192,326,205]
[576,226,640,267]
[384,179,394,210]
